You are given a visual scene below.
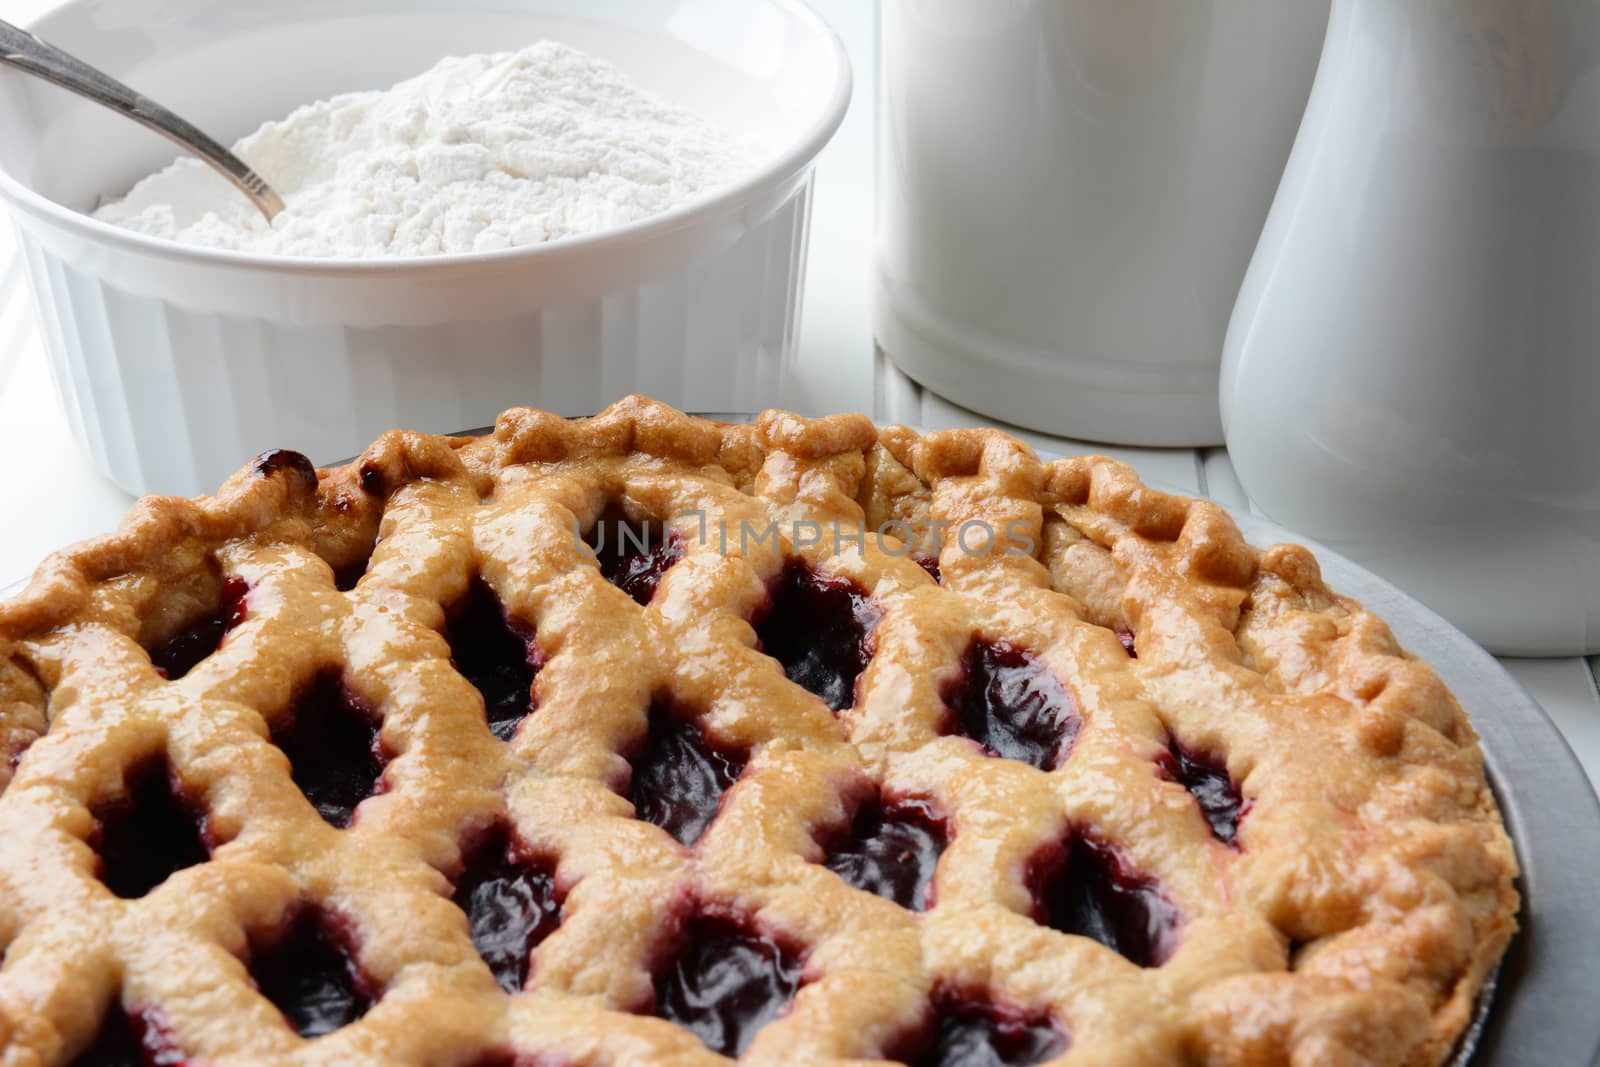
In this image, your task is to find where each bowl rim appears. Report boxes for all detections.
[0,0,852,275]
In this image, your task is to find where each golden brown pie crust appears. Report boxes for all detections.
[0,396,1518,1066]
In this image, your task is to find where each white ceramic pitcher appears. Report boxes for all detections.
[1222,0,1600,655]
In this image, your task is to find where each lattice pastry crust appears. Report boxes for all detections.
[0,396,1518,1067]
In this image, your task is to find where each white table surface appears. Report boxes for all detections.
[2,0,1596,800]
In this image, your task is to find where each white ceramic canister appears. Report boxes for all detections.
[1222,0,1600,656]
[876,0,1330,444]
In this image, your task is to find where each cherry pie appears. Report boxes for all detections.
[0,397,1518,1066]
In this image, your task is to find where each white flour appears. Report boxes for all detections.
[95,41,756,258]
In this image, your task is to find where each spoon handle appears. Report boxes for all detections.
[0,17,283,221]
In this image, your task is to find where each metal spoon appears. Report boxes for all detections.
[0,18,284,221]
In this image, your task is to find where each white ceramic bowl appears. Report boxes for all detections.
[0,0,850,496]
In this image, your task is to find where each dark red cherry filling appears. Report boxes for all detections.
[1114,629,1137,657]
[894,995,1068,1067]
[92,760,209,900]
[251,448,318,492]
[146,576,249,680]
[754,563,881,712]
[466,1052,540,1067]
[332,562,368,593]
[250,910,373,1038]
[453,827,562,993]
[70,1007,141,1067]
[70,1007,183,1067]
[916,556,942,582]
[447,580,543,742]
[1031,833,1180,968]
[1155,740,1247,847]
[586,509,684,606]
[654,916,802,1058]
[942,642,1082,771]
[625,706,745,847]
[822,796,946,911]
[272,674,385,829]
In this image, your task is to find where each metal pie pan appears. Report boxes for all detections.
[5,420,1598,1066]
